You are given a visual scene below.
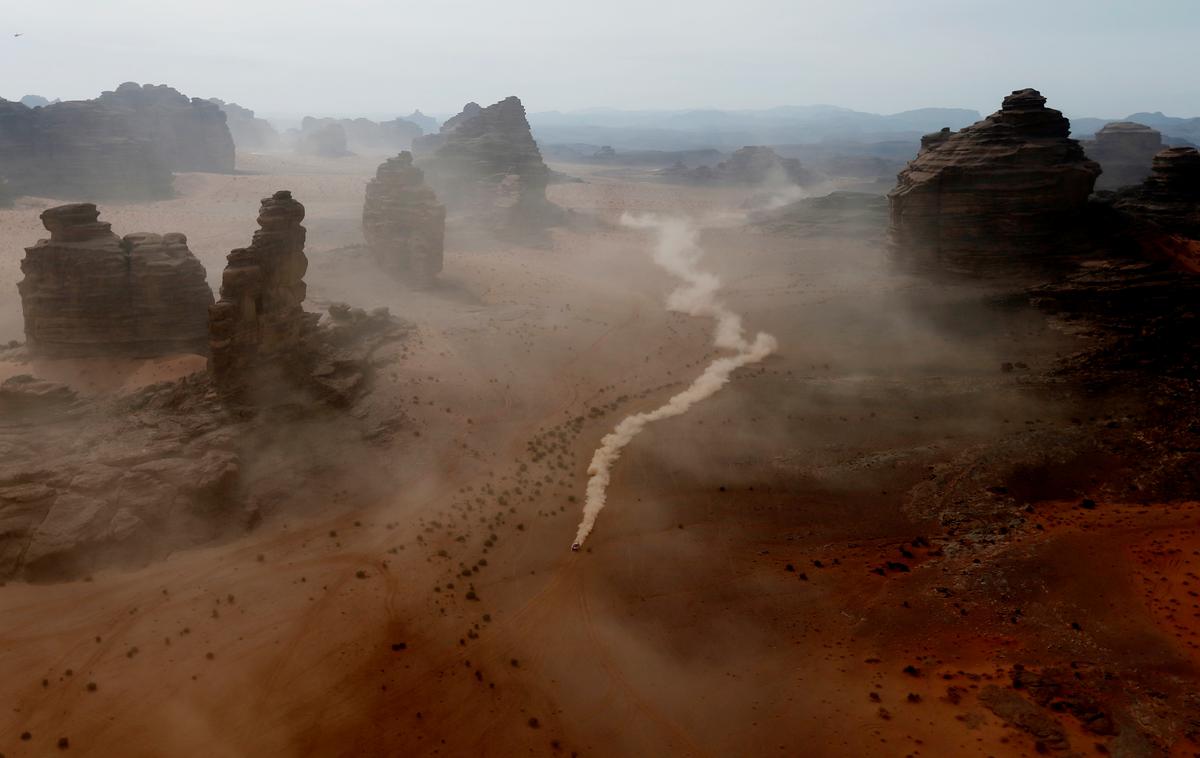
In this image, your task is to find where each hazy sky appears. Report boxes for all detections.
[2,0,1196,119]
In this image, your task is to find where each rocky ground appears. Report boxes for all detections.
[0,156,1197,756]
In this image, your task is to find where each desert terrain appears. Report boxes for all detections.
[1,149,1198,758]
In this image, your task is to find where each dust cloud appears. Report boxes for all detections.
[573,213,777,549]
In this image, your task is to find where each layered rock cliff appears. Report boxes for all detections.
[362,152,445,284]
[0,97,174,200]
[888,88,1101,274]
[18,204,213,356]
[210,98,280,152]
[1112,147,1200,240]
[97,82,235,173]
[1083,122,1164,190]
[412,96,559,227]
[208,191,310,396]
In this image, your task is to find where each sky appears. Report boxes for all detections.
[1,0,1196,120]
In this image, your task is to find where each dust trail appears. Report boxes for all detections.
[571,213,777,550]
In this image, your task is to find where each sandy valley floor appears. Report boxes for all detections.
[1,155,1197,757]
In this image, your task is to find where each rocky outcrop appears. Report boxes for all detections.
[1112,147,1200,239]
[296,119,350,157]
[362,152,445,284]
[1083,122,1164,190]
[0,374,242,581]
[210,98,279,152]
[412,96,559,227]
[888,88,1101,274]
[209,191,311,397]
[0,98,174,200]
[18,204,213,357]
[18,95,53,108]
[659,146,818,186]
[296,116,421,155]
[749,191,888,236]
[96,82,235,173]
[404,110,438,134]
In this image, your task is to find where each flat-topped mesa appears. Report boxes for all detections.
[1084,122,1164,190]
[888,88,1101,275]
[18,204,213,357]
[362,152,446,285]
[208,191,311,397]
[412,96,560,227]
[0,97,173,201]
[97,82,235,173]
[1113,147,1200,240]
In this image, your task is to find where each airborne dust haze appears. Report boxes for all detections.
[572,213,778,549]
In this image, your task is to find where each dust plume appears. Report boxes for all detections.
[571,213,777,549]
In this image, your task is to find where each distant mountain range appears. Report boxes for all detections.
[527,105,1200,151]
[526,106,983,150]
[12,93,1199,151]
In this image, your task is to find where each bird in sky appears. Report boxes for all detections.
[13,33,23,37]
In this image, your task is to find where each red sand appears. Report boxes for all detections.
[1,158,1197,757]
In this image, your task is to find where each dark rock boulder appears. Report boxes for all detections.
[18,204,213,357]
[888,88,1101,275]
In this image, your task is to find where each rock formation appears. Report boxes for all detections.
[0,98,174,200]
[18,94,54,108]
[1083,122,1164,190]
[1112,147,1200,240]
[404,109,438,134]
[659,146,818,186]
[749,191,888,236]
[412,96,559,227]
[888,88,1101,274]
[208,191,310,396]
[295,116,421,155]
[0,372,241,580]
[362,152,445,284]
[296,119,350,157]
[96,82,235,173]
[18,204,213,357]
[209,98,280,151]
